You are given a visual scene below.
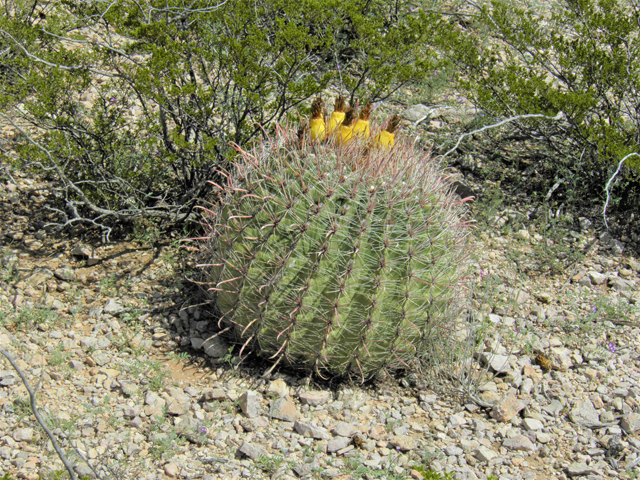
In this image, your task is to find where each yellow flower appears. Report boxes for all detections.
[327,95,347,135]
[309,96,326,141]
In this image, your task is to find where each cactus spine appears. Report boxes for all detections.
[199,122,471,379]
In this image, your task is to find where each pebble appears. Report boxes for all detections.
[239,390,261,418]
[12,429,33,442]
[327,436,351,453]
[299,391,332,406]
[503,434,536,452]
[267,379,289,398]
[491,393,527,422]
[569,399,600,427]
[622,412,640,433]
[269,396,299,422]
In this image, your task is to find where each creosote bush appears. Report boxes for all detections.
[438,0,640,213]
[195,120,472,380]
[0,0,441,239]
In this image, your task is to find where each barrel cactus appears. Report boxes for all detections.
[197,121,472,380]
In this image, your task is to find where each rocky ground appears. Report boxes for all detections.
[1,156,640,480]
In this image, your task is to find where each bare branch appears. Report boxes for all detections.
[0,347,78,480]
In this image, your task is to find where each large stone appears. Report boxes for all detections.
[294,421,331,440]
[491,393,527,422]
[388,435,416,451]
[503,435,535,452]
[267,379,289,398]
[238,390,261,418]
[401,104,432,122]
[621,413,640,433]
[569,399,600,427]
[327,436,351,453]
[299,391,331,406]
[202,336,228,358]
[270,396,299,422]
[237,442,268,460]
[474,446,497,462]
[13,428,33,442]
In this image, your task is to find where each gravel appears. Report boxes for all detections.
[1,173,640,479]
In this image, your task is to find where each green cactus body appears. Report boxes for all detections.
[201,130,470,379]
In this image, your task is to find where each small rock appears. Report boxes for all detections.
[71,246,92,258]
[54,266,76,281]
[480,352,512,373]
[13,428,33,442]
[621,412,640,433]
[202,336,228,358]
[167,394,190,416]
[294,421,331,440]
[327,436,351,453]
[388,435,416,451]
[566,462,598,477]
[609,277,632,292]
[401,104,432,122]
[238,390,261,418]
[444,446,463,456]
[74,463,96,479]
[588,271,606,285]
[237,441,268,460]
[267,378,289,398]
[164,463,179,478]
[474,445,498,462]
[202,388,226,401]
[491,393,527,422]
[579,217,592,232]
[104,298,124,314]
[240,416,269,432]
[570,399,600,427]
[523,418,543,431]
[270,396,299,422]
[118,380,138,397]
[503,434,535,452]
[536,432,551,444]
[332,422,356,438]
[299,391,331,406]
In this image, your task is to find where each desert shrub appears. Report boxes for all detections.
[0,0,441,239]
[437,0,640,213]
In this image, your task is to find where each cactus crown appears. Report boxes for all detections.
[334,95,347,112]
[385,114,402,134]
[342,107,356,127]
[310,96,324,119]
[358,103,373,120]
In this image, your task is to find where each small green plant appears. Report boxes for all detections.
[98,275,118,295]
[412,466,454,480]
[11,396,32,423]
[10,307,58,329]
[222,346,235,366]
[48,343,72,367]
[256,455,285,474]
[123,359,169,392]
[168,351,191,361]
